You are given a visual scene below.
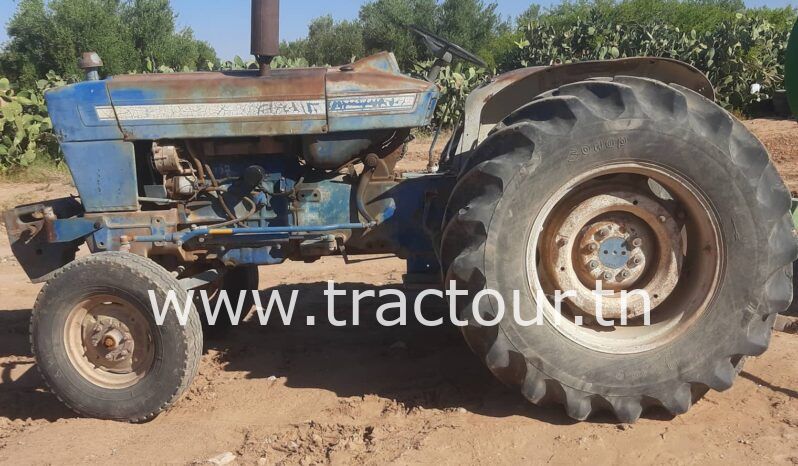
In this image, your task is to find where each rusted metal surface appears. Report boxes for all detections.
[3,197,85,282]
[102,53,437,139]
[78,52,103,69]
[251,0,280,69]
[529,164,722,354]
[64,295,155,389]
[77,52,103,81]
[107,68,328,139]
[457,57,715,153]
[541,189,683,319]
[4,206,44,244]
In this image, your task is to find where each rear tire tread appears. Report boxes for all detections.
[441,76,797,422]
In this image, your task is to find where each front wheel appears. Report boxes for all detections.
[31,252,202,422]
[441,77,796,422]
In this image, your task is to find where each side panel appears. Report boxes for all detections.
[326,90,439,132]
[325,61,440,132]
[62,141,139,212]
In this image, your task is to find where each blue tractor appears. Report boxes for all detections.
[6,0,795,423]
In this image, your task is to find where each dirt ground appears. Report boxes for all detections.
[0,120,796,465]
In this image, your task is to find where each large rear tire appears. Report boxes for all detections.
[441,77,796,422]
[31,252,202,422]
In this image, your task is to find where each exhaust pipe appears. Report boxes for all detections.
[251,0,280,75]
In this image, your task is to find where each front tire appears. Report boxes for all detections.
[441,77,796,422]
[31,252,202,422]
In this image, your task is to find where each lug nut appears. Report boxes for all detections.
[631,257,643,267]
[621,270,631,279]
[603,272,614,281]
[587,243,599,252]
[597,228,610,238]
[631,238,643,248]
[588,260,600,270]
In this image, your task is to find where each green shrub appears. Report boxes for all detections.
[515,10,794,113]
[0,72,66,171]
[413,61,489,127]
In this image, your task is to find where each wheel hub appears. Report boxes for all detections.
[89,321,135,364]
[597,237,629,270]
[543,189,684,319]
[64,295,154,389]
[573,213,659,293]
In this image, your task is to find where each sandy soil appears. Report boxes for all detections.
[0,122,796,465]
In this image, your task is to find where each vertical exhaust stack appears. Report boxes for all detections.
[251,0,280,75]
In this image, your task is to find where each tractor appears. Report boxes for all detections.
[5,0,795,423]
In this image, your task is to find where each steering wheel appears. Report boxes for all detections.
[409,25,487,68]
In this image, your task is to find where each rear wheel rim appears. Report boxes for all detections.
[527,162,723,354]
[64,294,155,389]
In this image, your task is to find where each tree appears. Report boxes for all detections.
[304,16,365,66]
[517,5,541,27]
[1,0,56,85]
[359,0,438,69]
[47,0,139,77]
[438,0,507,67]
[280,39,308,62]
[195,41,218,71]
[120,0,217,71]
[122,0,177,68]
[438,0,504,51]
[0,0,218,85]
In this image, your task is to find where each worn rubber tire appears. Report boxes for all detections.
[200,265,260,338]
[440,76,797,422]
[31,252,203,422]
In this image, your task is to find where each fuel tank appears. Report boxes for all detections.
[45,52,439,142]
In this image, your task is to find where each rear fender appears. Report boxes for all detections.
[456,57,714,154]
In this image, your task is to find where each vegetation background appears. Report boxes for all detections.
[0,0,796,171]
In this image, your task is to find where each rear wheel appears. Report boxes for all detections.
[441,77,796,422]
[199,265,260,338]
[31,252,202,422]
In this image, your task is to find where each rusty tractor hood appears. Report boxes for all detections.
[45,52,439,142]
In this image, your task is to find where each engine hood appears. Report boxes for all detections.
[46,52,439,142]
